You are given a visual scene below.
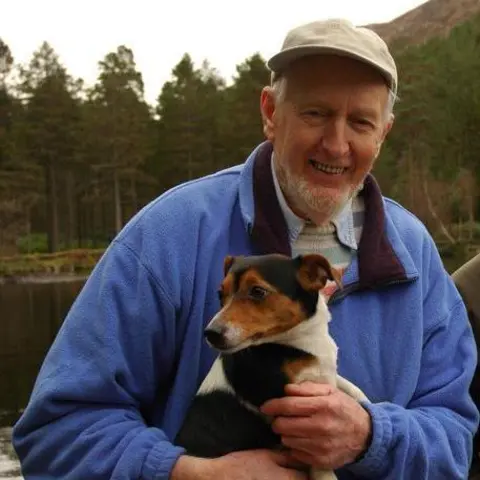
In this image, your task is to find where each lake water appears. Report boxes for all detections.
[0,279,85,479]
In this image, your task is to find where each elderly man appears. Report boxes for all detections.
[12,19,478,479]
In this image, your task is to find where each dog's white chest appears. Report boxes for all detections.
[293,334,338,386]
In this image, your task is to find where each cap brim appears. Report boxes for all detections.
[267,45,394,90]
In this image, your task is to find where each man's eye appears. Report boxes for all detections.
[303,109,326,117]
[248,286,269,300]
[353,118,374,129]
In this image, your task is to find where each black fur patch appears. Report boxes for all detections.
[231,255,319,317]
[174,390,280,457]
[222,343,314,407]
[175,344,315,458]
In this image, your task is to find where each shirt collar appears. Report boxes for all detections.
[270,153,359,250]
[270,155,304,244]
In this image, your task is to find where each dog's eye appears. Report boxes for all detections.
[248,286,268,300]
[217,289,224,304]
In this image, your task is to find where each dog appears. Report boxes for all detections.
[175,253,369,480]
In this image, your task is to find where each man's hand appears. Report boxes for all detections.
[260,381,372,470]
[171,449,309,480]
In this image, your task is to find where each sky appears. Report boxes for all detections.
[1,0,428,104]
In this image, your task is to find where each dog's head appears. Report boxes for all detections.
[204,253,342,353]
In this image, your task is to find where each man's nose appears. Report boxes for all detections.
[320,119,350,159]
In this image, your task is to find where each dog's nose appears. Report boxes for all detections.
[204,324,227,349]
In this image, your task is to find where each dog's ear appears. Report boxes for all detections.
[296,254,343,291]
[223,255,235,276]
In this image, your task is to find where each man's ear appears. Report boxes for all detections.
[381,113,394,142]
[296,254,343,291]
[260,86,276,141]
[223,255,235,276]
[374,116,394,161]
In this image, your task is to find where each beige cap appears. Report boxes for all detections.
[267,18,398,95]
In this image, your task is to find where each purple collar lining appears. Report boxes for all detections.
[249,142,407,288]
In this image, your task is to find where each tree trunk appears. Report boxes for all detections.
[65,170,76,249]
[76,192,83,248]
[467,178,475,242]
[45,163,59,253]
[421,173,456,245]
[113,169,122,234]
[408,148,416,209]
[130,175,137,214]
[467,194,474,242]
[25,207,31,253]
[91,197,98,247]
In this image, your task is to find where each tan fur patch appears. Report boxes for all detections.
[219,271,234,305]
[220,268,308,342]
[297,254,342,292]
[223,255,234,276]
[282,356,319,383]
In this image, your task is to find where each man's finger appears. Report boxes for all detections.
[289,448,316,467]
[285,382,336,397]
[272,415,325,436]
[281,435,317,453]
[266,449,309,470]
[261,394,328,416]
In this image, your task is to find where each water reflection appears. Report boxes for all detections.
[0,428,21,479]
[0,279,84,424]
[0,279,85,478]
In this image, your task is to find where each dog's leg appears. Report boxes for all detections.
[293,362,339,480]
[307,377,367,480]
[336,375,369,403]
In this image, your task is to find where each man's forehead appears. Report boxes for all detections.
[289,86,387,117]
[282,62,389,117]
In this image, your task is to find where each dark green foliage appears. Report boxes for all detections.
[373,13,480,247]
[0,14,479,261]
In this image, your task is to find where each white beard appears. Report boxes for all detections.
[276,163,355,225]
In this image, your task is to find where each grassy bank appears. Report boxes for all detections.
[0,243,477,281]
[0,249,105,280]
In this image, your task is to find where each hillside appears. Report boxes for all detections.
[367,0,480,46]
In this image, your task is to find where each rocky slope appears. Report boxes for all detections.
[367,0,480,46]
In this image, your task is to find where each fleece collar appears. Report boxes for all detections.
[239,141,415,289]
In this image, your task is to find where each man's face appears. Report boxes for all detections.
[261,54,394,225]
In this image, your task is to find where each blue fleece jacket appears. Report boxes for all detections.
[12,142,479,479]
